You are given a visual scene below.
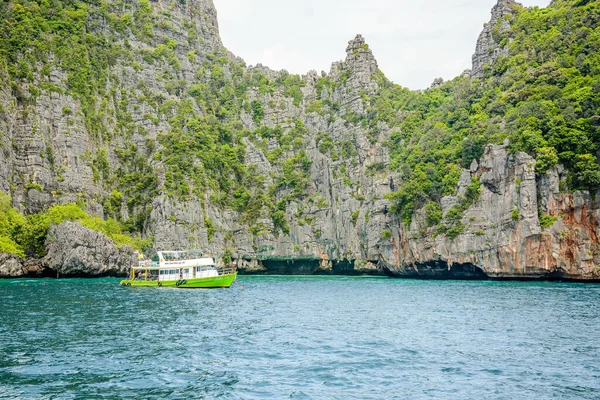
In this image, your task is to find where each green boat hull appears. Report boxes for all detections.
[120,273,237,289]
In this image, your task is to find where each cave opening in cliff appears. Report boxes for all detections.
[331,259,355,275]
[260,258,322,275]
[448,263,488,280]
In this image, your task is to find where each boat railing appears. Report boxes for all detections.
[133,263,236,276]
[138,261,159,268]
[216,265,236,276]
[133,274,159,282]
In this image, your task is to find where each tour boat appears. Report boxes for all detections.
[120,250,237,289]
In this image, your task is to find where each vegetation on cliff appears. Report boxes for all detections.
[0,0,598,256]
[0,0,314,240]
[380,0,600,224]
[0,193,148,257]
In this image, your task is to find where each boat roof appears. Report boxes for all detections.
[133,265,217,271]
[157,249,205,255]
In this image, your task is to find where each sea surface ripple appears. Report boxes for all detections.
[1,276,599,399]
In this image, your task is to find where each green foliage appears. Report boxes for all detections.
[512,209,520,221]
[444,204,465,239]
[0,192,146,257]
[446,223,465,240]
[0,193,26,256]
[539,214,558,228]
[536,147,559,174]
[2,0,599,244]
[316,132,334,154]
[315,77,332,100]
[272,200,290,236]
[104,190,123,218]
[424,201,443,227]
[25,183,43,192]
[0,235,23,257]
[384,0,600,224]
[277,71,305,106]
[277,150,312,199]
[251,100,264,123]
[574,154,600,189]
[92,149,110,182]
[464,178,482,203]
[204,217,216,243]
[382,230,392,239]
[351,210,360,226]
[307,101,324,115]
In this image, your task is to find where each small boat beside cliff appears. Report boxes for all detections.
[120,250,236,289]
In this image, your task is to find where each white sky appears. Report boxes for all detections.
[213,0,551,89]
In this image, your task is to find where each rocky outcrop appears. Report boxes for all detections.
[1,0,598,281]
[0,254,48,278]
[144,32,396,275]
[378,142,600,281]
[471,0,521,78]
[0,254,25,278]
[43,222,137,277]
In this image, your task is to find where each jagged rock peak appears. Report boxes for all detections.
[342,34,379,77]
[491,0,521,20]
[330,34,380,98]
[346,34,368,54]
[430,77,444,89]
[471,0,522,78]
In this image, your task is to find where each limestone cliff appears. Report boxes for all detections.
[1,0,598,280]
[471,0,521,78]
[378,142,600,280]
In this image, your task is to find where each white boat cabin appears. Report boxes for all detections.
[135,250,219,281]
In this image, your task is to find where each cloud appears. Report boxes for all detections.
[213,0,552,89]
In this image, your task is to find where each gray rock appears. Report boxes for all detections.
[0,254,25,278]
[1,0,598,281]
[379,143,600,281]
[0,254,49,278]
[471,0,521,78]
[43,222,137,277]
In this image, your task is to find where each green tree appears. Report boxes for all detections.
[574,154,600,188]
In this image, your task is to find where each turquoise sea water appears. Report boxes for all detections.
[1,276,599,399]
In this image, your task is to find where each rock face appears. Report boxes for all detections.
[378,143,600,281]
[144,32,396,275]
[1,0,599,281]
[0,254,48,278]
[0,254,25,278]
[471,0,521,78]
[43,222,137,277]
